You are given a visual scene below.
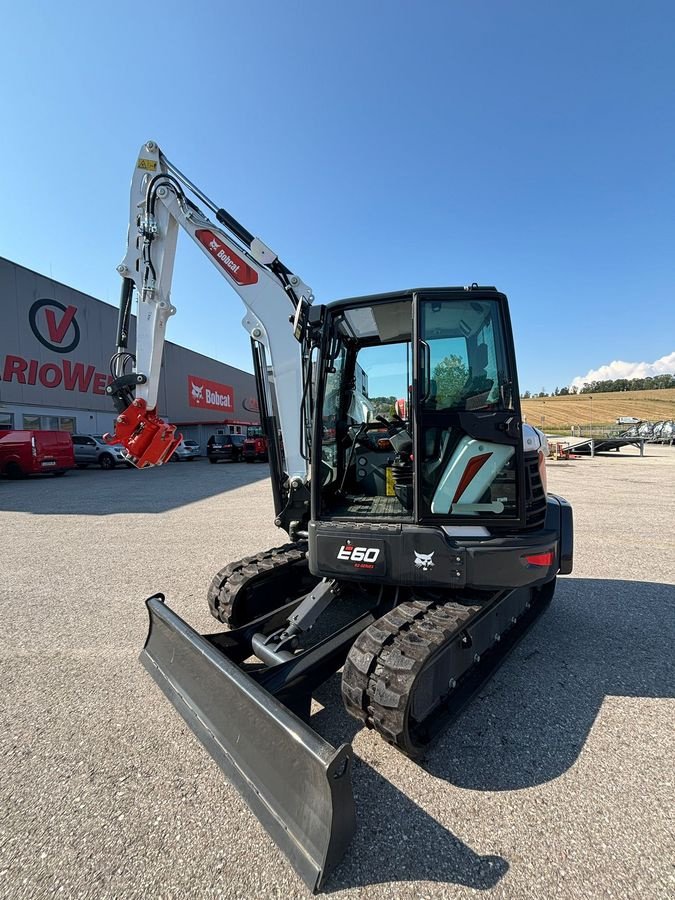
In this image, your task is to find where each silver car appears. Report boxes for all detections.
[171,440,197,461]
[71,434,127,469]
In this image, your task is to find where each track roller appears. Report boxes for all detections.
[207,542,318,625]
[342,582,555,759]
[341,599,480,757]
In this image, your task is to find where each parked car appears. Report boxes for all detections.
[183,439,201,457]
[72,434,127,469]
[0,430,75,478]
[207,434,246,463]
[242,434,269,462]
[171,440,197,461]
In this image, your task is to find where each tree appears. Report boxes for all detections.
[432,355,469,407]
[369,396,397,417]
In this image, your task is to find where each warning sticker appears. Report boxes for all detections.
[137,158,157,171]
[385,467,395,496]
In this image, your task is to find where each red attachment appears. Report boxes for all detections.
[522,551,556,567]
[452,452,492,504]
[104,399,182,468]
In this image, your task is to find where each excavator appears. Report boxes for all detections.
[106,141,574,891]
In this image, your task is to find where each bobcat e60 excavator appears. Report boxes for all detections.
[107,141,573,891]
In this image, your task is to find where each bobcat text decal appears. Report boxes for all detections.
[195,230,258,285]
[188,375,234,411]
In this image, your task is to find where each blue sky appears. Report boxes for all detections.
[1,1,674,393]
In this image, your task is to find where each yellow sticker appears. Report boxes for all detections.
[137,158,157,171]
[385,467,395,497]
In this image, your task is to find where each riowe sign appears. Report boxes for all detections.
[0,257,257,421]
[0,259,124,411]
[188,375,234,412]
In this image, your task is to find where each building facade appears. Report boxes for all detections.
[0,258,259,444]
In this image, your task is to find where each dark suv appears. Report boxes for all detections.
[208,434,246,463]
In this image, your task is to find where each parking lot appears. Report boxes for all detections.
[1,448,674,899]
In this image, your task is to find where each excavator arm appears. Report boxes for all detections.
[106,140,315,484]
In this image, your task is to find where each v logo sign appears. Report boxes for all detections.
[44,305,78,344]
[29,299,81,353]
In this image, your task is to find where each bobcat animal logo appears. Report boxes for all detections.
[414,551,435,572]
[209,238,219,251]
[191,382,204,401]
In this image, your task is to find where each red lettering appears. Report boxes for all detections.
[63,360,95,392]
[92,373,107,395]
[2,355,27,384]
[2,356,113,396]
[39,363,63,388]
[44,305,78,344]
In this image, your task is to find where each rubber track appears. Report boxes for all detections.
[207,541,309,624]
[341,598,483,757]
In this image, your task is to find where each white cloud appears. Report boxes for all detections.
[570,351,675,390]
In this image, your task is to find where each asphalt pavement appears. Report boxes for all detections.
[1,447,673,899]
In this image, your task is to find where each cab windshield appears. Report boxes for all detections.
[317,293,519,524]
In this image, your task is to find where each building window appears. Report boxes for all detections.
[0,413,14,429]
[19,414,78,431]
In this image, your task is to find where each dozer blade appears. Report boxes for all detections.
[140,595,355,893]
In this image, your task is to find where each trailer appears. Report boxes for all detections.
[558,437,646,458]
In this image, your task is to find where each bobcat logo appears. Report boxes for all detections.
[191,382,204,401]
[209,238,219,251]
[414,551,435,572]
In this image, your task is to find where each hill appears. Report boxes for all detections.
[521,388,675,431]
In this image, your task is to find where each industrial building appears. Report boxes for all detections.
[0,258,259,444]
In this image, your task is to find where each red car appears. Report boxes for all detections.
[0,430,75,478]
[242,434,269,462]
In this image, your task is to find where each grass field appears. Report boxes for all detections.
[521,388,675,431]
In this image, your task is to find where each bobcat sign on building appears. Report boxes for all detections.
[0,258,258,441]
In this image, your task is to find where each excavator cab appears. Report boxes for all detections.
[312,288,523,528]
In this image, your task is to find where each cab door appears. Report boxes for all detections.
[413,290,526,526]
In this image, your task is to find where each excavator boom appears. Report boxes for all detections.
[106,141,313,481]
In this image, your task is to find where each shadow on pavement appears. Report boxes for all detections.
[423,577,674,791]
[0,458,270,515]
[327,761,508,891]
[308,577,674,890]
[312,678,508,892]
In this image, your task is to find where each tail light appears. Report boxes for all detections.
[522,550,555,567]
[31,435,37,458]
